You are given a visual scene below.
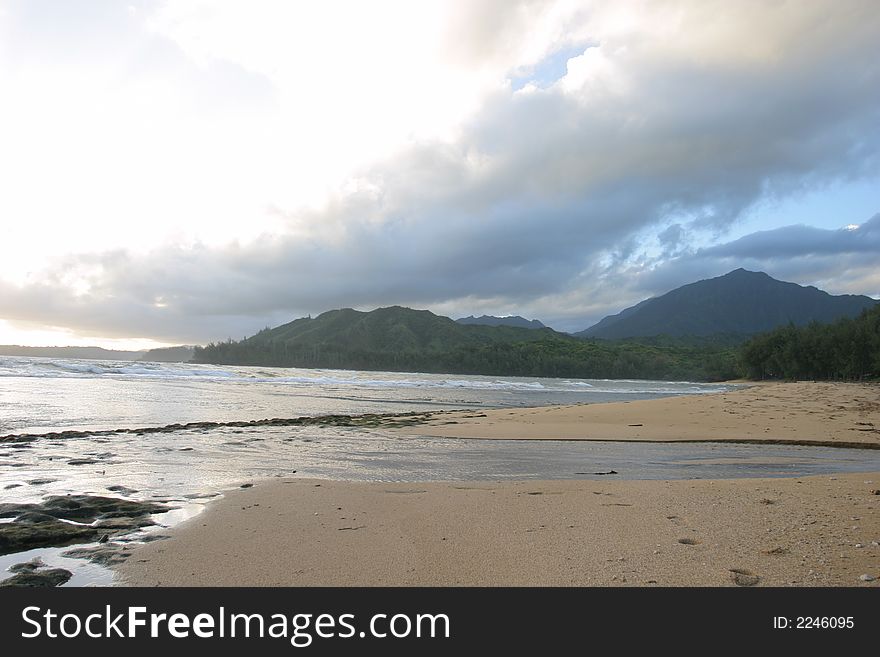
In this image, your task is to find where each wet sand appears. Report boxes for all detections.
[118,474,880,586]
[396,381,880,447]
[116,382,880,586]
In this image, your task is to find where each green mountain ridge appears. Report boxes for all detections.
[193,306,740,381]
[456,315,547,329]
[192,269,879,382]
[200,306,563,369]
[577,269,878,339]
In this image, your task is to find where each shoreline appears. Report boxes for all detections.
[114,381,880,587]
[390,381,880,448]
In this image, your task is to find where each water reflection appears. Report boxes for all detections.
[3,424,879,586]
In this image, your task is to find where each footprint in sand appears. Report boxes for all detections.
[729,568,760,586]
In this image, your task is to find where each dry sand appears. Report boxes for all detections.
[396,381,880,447]
[118,474,880,587]
[116,381,880,586]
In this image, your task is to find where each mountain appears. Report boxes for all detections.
[193,305,741,380]
[577,269,878,339]
[0,345,145,360]
[456,315,546,329]
[242,306,561,352]
[194,306,564,370]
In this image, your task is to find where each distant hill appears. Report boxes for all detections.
[194,306,562,371]
[192,305,742,380]
[456,315,546,329]
[576,269,878,339]
[138,346,195,363]
[0,345,144,360]
[0,344,196,363]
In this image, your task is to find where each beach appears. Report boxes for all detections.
[117,475,879,587]
[393,381,880,447]
[117,381,880,587]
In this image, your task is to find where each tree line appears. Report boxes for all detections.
[193,336,740,381]
[739,304,880,380]
[193,304,879,382]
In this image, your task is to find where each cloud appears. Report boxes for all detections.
[601,215,880,320]
[699,215,880,259]
[1,1,879,341]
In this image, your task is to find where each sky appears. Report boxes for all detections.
[0,0,878,348]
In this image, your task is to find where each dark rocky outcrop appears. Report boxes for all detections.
[62,544,135,567]
[0,558,73,587]
[0,495,170,555]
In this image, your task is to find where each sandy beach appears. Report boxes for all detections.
[397,381,880,447]
[117,382,880,587]
[118,474,879,587]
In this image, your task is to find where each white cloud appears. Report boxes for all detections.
[0,1,878,343]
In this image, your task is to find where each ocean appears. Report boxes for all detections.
[0,356,732,436]
[2,356,878,585]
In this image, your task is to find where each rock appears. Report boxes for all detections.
[15,511,64,524]
[62,544,134,567]
[240,483,254,488]
[0,495,169,522]
[0,567,73,587]
[0,516,101,554]
[93,516,155,531]
[0,495,170,555]
[859,574,876,582]
[106,485,139,495]
[9,557,45,573]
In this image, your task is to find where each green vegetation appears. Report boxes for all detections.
[193,277,880,383]
[193,306,740,381]
[192,301,880,383]
[739,305,880,381]
[579,268,877,339]
[138,345,195,363]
